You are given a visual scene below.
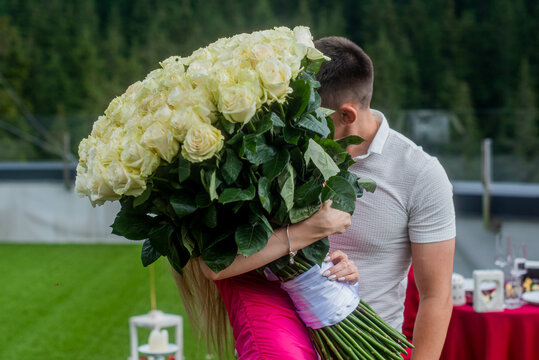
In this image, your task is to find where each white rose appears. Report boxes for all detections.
[167,82,194,108]
[170,108,206,142]
[106,160,146,196]
[256,58,292,100]
[218,84,259,124]
[293,26,315,49]
[121,141,161,177]
[181,123,224,163]
[104,96,123,120]
[153,105,173,124]
[160,56,185,72]
[293,26,329,61]
[83,162,122,206]
[141,122,179,163]
[75,165,90,197]
[250,43,275,64]
[147,92,167,113]
[186,59,213,87]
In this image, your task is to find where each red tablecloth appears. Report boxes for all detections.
[441,303,539,360]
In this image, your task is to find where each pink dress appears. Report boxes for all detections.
[215,271,318,360]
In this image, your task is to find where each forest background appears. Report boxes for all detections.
[0,0,538,181]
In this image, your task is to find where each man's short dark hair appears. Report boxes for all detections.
[314,36,374,110]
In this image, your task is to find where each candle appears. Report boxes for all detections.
[148,328,169,352]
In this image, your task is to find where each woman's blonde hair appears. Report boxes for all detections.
[171,258,233,358]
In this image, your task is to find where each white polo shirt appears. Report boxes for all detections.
[329,110,456,331]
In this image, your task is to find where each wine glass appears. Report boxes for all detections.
[494,233,510,270]
[504,241,527,309]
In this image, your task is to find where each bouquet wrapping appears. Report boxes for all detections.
[76,26,412,359]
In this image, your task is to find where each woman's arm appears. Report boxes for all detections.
[200,200,351,280]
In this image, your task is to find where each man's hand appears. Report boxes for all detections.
[302,200,352,239]
[322,249,359,285]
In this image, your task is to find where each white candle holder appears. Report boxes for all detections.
[129,310,183,360]
[472,270,504,313]
[451,273,466,306]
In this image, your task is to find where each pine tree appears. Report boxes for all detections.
[0,16,39,160]
[313,2,346,38]
[248,0,278,31]
[366,30,404,120]
[513,59,538,180]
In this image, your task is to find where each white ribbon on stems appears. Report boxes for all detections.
[265,261,360,329]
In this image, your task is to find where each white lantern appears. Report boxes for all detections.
[472,269,504,313]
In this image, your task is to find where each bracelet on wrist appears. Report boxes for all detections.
[286,224,297,264]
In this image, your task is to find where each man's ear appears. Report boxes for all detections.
[337,103,358,125]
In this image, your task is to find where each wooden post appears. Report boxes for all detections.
[149,263,157,311]
[481,138,492,230]
[63,131,71,190]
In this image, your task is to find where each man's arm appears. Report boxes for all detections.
[200,200,352,280]
[410,238,455,360]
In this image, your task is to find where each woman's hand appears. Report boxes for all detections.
[322,250,359,285]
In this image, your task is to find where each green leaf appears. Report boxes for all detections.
[178,156,191,183]
[226,131,244,146]
[269,112,285,127]
[304,139,340,181]
[296,113,330,137]
[222,149,243,185]
[283,126,301,145]
[168,237,191,272]
[321,176,357,214]
[326,112,335,139]
[181,223,197,257]
[235,222,271,257]
[273,198,289,226]
[262,148,290,181]
[141,239,161,266]
[318,107,335,117]
[357,177,377,193]
[289,204,319,224]
[249,203,273,233]
[203,205,218,228]
[202,238,237,273]
[254,113,273,134]
[337,171,363,197]
[195,192,212,208]
[242,134,277,165]
[306,58,325,74]
[257,176,273,213]
[209,169,218,201]
[287,78,310,120]
[336,135,364,149]
[318,138,349,165]
[133,185,152,207]
[306,91,321,114]
[170,193,197,218]
[219,116,236,135]
[148,224,174,256]
[111,204,154,240]
[277,162,295,211]
[294,179,323,207]
[301,237,330,265]
[218,184,256,204]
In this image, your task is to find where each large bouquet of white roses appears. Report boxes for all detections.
[76,26,412,359]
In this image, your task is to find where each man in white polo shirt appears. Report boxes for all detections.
[315,36,456,359]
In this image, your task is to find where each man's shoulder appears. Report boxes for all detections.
[384,129,438,170]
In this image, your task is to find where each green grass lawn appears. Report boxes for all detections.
[0,243,225,360]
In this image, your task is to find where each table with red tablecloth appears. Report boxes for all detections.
[440,303,539,360]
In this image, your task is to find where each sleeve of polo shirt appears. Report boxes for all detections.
[408,159,456,243]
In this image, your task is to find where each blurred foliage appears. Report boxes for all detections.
[0,0,537,180]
